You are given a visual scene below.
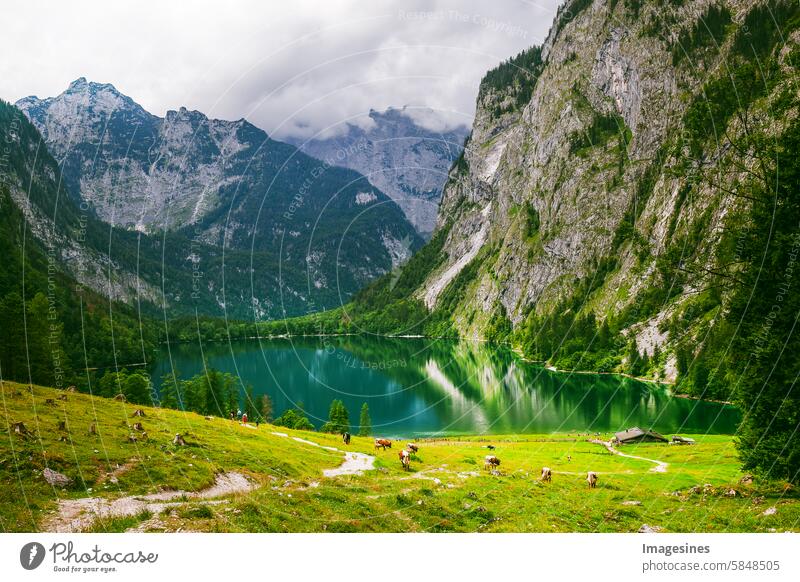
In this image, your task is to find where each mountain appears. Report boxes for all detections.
[330,0,800,479]
[0,99,162,386]
[359,0,797,365]
[287,107,470,238]
[15,79,423,318]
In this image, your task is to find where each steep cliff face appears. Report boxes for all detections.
[412,0,799,377]
[0,100,161,305]
[288,107,470,237]
[16,80,423,317]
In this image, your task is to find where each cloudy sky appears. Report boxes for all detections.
[3,0,561,139]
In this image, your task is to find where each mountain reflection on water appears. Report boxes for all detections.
[155,336,739,436]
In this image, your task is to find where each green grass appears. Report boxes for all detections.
[1,381,798,533]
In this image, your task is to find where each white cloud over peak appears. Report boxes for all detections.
[2,0,561,138]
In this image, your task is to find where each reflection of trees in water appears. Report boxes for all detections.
[158,337,739,434]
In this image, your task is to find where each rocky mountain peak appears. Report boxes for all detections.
[288,106,470,237]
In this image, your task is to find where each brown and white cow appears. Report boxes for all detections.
[399,449,411,470]
[374,438,392,451]
[587,471,598,488]
[406,443,419,454]
[484,455,501,471]
[540,467,552,482]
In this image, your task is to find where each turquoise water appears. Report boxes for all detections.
[154,336,740,437]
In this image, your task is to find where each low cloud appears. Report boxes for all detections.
[1,0,560,138]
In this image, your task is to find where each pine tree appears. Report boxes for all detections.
[626,340,640,376]
[336,400,350,434]
[259,394,274,423]
[320,399,351,433]
[159,371,181,409]
[358,402,372,436]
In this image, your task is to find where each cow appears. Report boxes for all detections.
[342,432,351,445]
[406,443,419,453]
[587,471,598,488]
[484,455,500,471]
[540,467,552,482]
[486,445,496,450]
[374,438,392,451]
[399,449,410,470]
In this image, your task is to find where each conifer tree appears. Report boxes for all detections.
[358,402,372,436]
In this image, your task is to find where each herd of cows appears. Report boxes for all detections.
[365,437,600,488]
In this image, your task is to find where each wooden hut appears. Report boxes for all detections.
[613,427,668,445]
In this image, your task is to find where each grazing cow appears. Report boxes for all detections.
[484,455,501,471]
[406,443,419,453]
[342,432,351,445]
[486,445,496,450]
[133,409,146,417]
[132,422,144,432]
[399,449,410,470]
[540,467,552,482]
[587,471,598,488]
[374,438,392,451]
[567,455,572,462]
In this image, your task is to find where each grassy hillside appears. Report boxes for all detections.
[1,381,798,533]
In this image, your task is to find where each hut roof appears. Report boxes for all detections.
[614,426,668,443]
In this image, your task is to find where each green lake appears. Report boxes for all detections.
[155,336,740,437]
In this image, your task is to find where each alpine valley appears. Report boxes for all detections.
[0,0,799,530]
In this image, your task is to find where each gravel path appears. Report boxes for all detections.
[589,439,669,473]
[270,431,376,477]
[43,472,253,532]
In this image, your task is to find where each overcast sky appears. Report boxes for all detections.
[3,0,561,139]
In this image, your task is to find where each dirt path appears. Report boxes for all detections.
[270,432,376,477]
[589,439,668,473]
[323,452,375,476]
[43,472,254,533]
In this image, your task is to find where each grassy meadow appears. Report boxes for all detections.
[1,381,798,533]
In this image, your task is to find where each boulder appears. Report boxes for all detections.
[43,467,71,487]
